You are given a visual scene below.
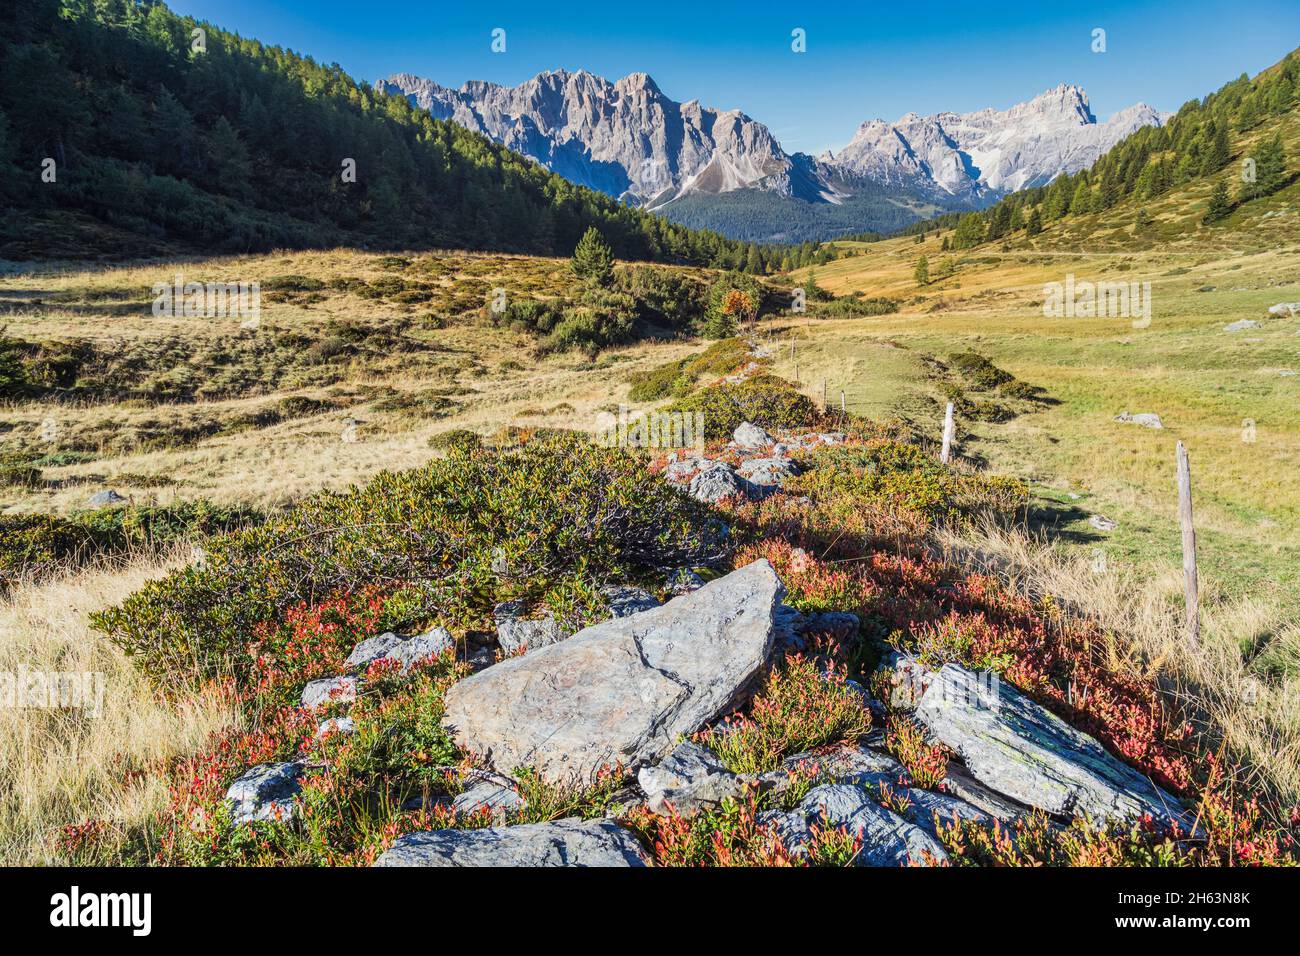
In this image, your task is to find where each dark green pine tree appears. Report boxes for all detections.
[1240,133,1287,202]
[952,212,985,249]
[1237,93,1263,131]
[570,226,614,285]
[985,202,1012,241]
[1204,121,1230,173]
[1203,180,1232,223]
[1026,207,1043,236]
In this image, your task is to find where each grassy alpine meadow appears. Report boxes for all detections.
[781,236,1300,617]
[0,248,707,514]
[3,238,1299,866]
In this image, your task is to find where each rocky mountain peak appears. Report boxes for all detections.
[378,69,1167,235]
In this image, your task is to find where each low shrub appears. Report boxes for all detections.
[949,351,1013,390]
[0,460,42,488]
[783,440,1029,528]
[428,429,481,455]
[0,502,263,586]
[627,783,860,867]
[546,287,638,354]
[698,655,873,774]
[817,296,899,319]
[371,388,455,418]
[616,266,705,330]
[494,297,565,335]
[626,338,756,403]
[92,436,725,684]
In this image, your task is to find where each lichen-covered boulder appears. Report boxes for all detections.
[916,664,1192,828]
[300,675,357,709]
[374,819,649,867]
[346,627,454,672]
[637,740,744,816]
[764,784,948,866]
[493,601,565,655]
[450,780,524,822]
[225,762,302,824]
[442,560,782,783]
[601,585,661,618]
[688,463,745,504]
[732,421,772,450]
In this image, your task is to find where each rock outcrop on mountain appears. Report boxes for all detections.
[379,70,1167,235]
[826,84,1169,200]
[377,70,835,209]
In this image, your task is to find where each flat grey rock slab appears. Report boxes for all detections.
[601,585,661,618]
[225,762,302,824]
[936,762,1028,822]
[346,632,404,668]
[374,818,650,867]
[664,457,720,482]
[451,780,524,822]
[442,560,782,783]
[494,601,565,655]
[737,457,797,487]
[766,784,948,866]
[732,421,772,450]
[345,627,454,672]
[916,664,1192,828]
[300,674,358,709]
[688,464,745,503]
[315,716,356,738]
[638,740,743,816]
[1224,319,1260,331]
[774,605,859,653]
[1114,411,1163,429]
[87,490,127,507]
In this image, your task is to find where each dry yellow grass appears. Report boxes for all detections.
[1,249,702,512]
[0,549,239,864]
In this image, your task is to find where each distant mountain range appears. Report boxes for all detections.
[378,71,1169,242]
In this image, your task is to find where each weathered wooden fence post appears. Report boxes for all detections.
[940,401,955,464]
[1176,441,1200,644]
[840,390,846,415]
[820,379,827,413]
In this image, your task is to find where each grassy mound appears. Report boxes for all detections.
[626,337,756,402]
[665,374,822,440]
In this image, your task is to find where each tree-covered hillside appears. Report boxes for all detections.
[657,182,954,245]
[0,0,791,268]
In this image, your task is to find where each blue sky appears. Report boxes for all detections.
[169,0,1300,155]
